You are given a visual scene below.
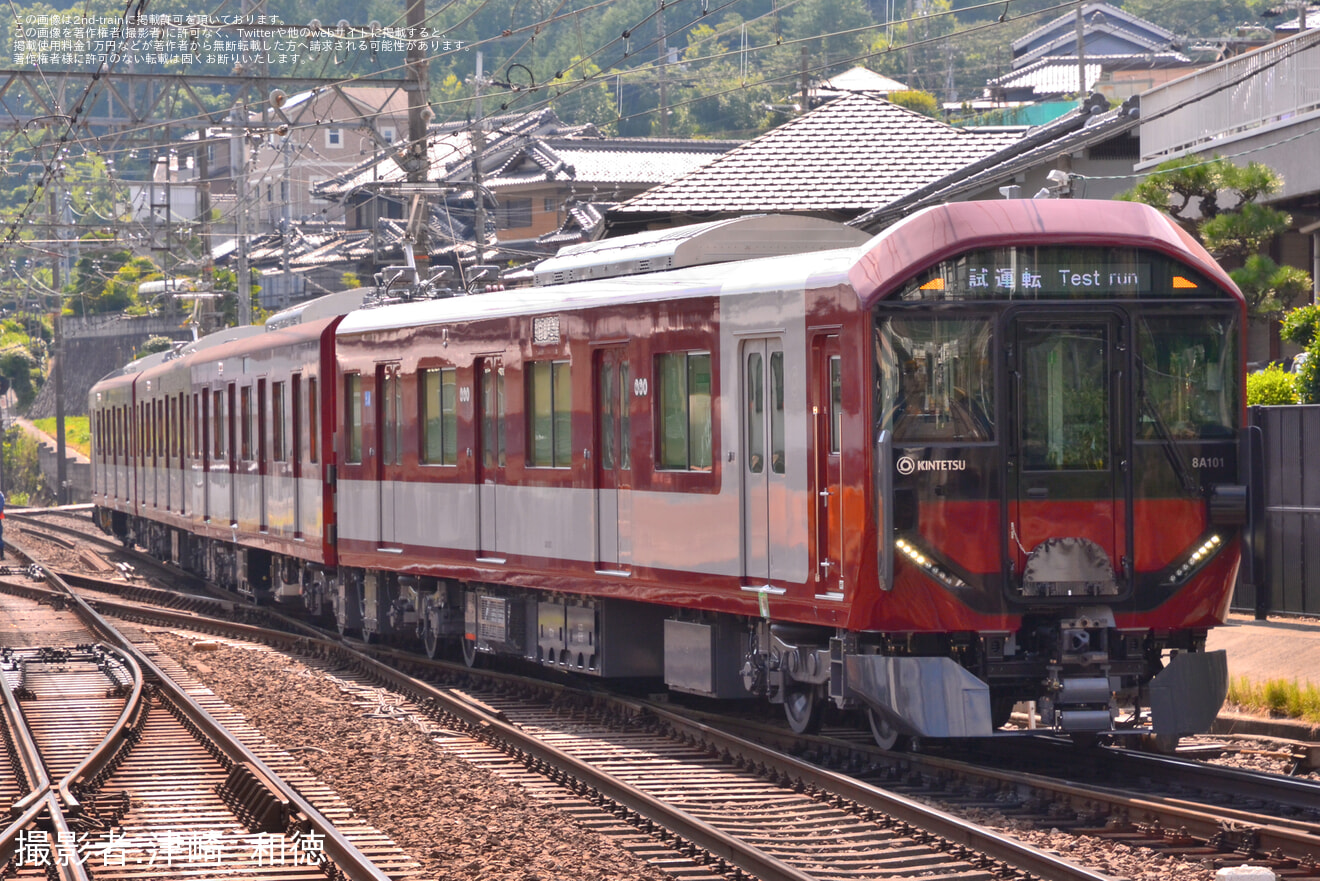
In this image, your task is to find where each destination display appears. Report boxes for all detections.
[899,247,1214,302]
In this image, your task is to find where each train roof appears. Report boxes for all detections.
[848,198,1243,306]
[532,214,871,286]
[264,288,368,329]
[337,245,864,337]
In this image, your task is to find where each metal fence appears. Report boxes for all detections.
[1140,30,1320,164]
[1233,405,1320,617]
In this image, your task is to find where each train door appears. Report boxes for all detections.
[811,335,845,596]
[292,374,303,538]
[1007,311,1130,594]
[377,362,402,549]
[595,348,632,571]
[201,391,211,520]
[258,378,268,532]
[476,357,505,560]
[228,383,238,524]
[742,338,788,584]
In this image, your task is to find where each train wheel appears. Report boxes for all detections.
[866,708,911,752]
[422,620,441,659]
[783,684,823,735]
[461,636,479,668]
[1141,732,1180,754]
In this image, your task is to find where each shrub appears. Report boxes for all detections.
[1246,363,1297,405]
[136,335,175,358]
[1296,342,1320,404]
[1280,303,1320,348]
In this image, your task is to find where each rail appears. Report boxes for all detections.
[0,644,92,881]
[2,535,396,881]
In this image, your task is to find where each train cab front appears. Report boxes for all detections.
[849,236,1247,747]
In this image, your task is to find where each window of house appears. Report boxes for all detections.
[543,197,556,214]
[272,381,285,461]
[381,126,396,143]
[421,367,458,465]
[657,351,712,471]
[527,361,571,467]
[345,373,362,463]
[326,127,343,148]
[497,198,533,229]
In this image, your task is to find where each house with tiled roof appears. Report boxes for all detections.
[850,93,1143,233]
[986,3,1194,104]
[314,108,737,256]
[219,110,737,305]
[606,92,1021,234]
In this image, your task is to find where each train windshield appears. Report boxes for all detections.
[876,246,1240,447]
[1135,315,1238,440]
[876,316,995,443]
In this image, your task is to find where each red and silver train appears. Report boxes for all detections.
[90,200,1250,746]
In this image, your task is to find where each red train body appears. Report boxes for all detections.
[90,202,1249,745]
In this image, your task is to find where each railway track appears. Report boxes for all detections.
[12,508,1320,881]
[0,542,417,880]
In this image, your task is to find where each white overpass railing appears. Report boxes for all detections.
[1141,30,1320,164]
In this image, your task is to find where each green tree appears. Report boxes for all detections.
[888,89,940,117]
[1119,156,1312,321]
[1120,0,1268,39]
[0,347,41,410]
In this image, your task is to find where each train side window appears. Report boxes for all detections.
[480,362,506,468]
[421,367,458,465]
[192,394,200,458]
[770,352,785,473]
[272,381,285,462]
[345,373,363,463]
[241,385,253,460]
[381,366,401,466]
[657,351,713,471]
[257,378,268,467]
[747,352,764,473]
[829,356,843,454]
[213,389,225,459]
[619,361,631,471]
[308,377,319,464]
[228,385,237,464]
[527,360,572,468]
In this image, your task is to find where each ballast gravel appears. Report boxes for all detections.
[151,632,1299,881]
[152,632,673,881]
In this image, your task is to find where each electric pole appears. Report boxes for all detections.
[405,0,430,256]
[473,51,486,262]
[48,185,66,505]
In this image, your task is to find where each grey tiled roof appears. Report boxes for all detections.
[611,93,1021,216]
[987,53,1191,96]
[849,97,1142,232]
[1014,2,1174,58]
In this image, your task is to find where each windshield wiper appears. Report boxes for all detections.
[1136,356,1198,495]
